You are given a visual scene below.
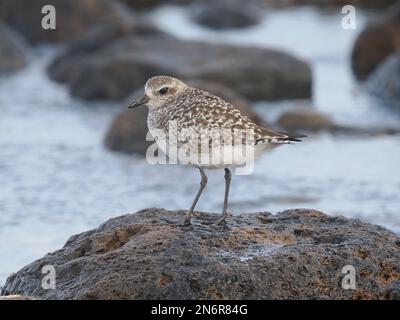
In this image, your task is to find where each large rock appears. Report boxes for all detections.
[48,33,312,101]
[351,2,400,80]
[191,0,262,30]
[0,0,123,45]
[104,80,268,155]
[2,208,400,299]
[0,22,28,73]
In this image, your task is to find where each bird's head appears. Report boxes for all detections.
[128,75,188,109]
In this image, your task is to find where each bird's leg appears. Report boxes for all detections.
[216,168,232,225]
[182,167,208,225]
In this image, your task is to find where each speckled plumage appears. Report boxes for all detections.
[129,75,303,225]
[145,77,301,168]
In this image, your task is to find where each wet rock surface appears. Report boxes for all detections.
[2,208,399,299]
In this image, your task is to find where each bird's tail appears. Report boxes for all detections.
[256,129,306,145]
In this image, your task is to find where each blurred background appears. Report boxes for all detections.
[0,0,399,285]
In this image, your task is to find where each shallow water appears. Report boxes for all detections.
[1,7,400,285]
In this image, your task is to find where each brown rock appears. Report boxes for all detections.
[277,108,336,131]
[351,2,400,80]
[2,208,399,299]
[104,105,150,155]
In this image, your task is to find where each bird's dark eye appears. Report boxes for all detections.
[159,87,168,94]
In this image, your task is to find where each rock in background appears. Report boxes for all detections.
[47,31,312,102]
[2,208,400,299]
[351,1,400,80]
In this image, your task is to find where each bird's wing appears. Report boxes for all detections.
[179,89,304,146]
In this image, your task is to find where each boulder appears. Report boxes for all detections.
[104,80,268,155]
[277,107,336,132]
[0,0,123,45]
[351,2,400,80]
[0,22,28,73]
[191,0,262,30]
[2,208,400,299]
[104,105,150,155]
[48,33,312,101]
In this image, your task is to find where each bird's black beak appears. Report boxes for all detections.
[128,94,149,109]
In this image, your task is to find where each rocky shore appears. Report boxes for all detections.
[2,208,400,300]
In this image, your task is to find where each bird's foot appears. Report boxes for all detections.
[180,213,192,226]
[214,215,227,225]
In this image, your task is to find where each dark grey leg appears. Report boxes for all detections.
[183,167,208,225]
[216,168,232,225]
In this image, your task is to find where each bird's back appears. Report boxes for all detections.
[147,87,302,168]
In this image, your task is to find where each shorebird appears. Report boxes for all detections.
[129,75,303,225]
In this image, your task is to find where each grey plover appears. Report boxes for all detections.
[129,75,303,225]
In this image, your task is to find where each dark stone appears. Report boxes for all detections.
[104,105,150,155]
[351,2,400,80]
[48,33,312,102]
[2,208,400,299]
[276,107,336,132]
